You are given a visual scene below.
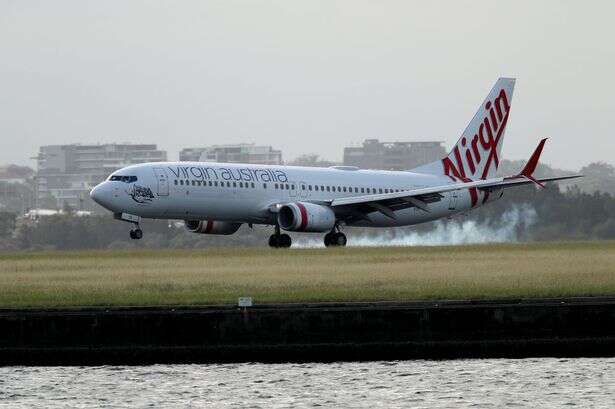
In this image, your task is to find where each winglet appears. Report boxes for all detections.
[518,138,548,187]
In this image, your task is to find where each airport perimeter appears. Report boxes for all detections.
[2,240,615,365]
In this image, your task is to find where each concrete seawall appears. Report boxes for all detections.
[2,297,615,365]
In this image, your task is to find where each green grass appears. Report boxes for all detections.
[0,241,614,308]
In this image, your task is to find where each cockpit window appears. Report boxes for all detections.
[109,175,138,183]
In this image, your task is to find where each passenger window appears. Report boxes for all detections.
[343,187,346,192]
[361,188,364,193]
[263,183,267,189]
[227,182,231,187]
[379,188,383,193]
[209,181,212,186]
[174,180,178,185]
[292,184,295,190]
[302,185,305,190]
[321,186,324,191]
[251,182,255,188]
[233,182,236,188]
[275,183,278,189]
[214,181,218,187]
[326,186,330,192]
[239,182,243,188]
[285,184,289,190]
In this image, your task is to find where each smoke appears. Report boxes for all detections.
[294,204,537,248]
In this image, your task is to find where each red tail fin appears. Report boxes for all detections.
[520,138,547,177]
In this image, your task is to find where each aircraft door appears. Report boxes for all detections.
[288,181,298,199]
[153,167,169,196]
[299,181,308,199]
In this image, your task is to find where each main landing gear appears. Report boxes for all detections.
[268,225,347,248]
[324,225,347,247]
[269,225,292,248]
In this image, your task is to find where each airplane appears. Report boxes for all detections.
[90,78,581,248]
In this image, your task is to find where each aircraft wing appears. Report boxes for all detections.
[329,139,582,219]
[327,173,581,220]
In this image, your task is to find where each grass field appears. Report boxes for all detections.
[0,241,614,308]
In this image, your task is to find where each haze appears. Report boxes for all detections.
[1,0,613,170]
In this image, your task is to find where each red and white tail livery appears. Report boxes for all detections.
[414,78,516,206]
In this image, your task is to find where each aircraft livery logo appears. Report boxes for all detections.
[167,165,288,183]
[442,88,511,206]
[128,185,155,204]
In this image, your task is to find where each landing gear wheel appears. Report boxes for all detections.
[268,234,279,248]
[269,233,292,248]
[324,232,334,247]
[324,232,346,247]
[130,228,143,240]
[279,234,292,248]
[333,232,347,247]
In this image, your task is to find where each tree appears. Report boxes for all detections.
[579,162,615,195]
[0,212,16,238]
[288,154,337,168]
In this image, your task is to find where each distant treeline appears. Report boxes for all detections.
[0,183,614,251]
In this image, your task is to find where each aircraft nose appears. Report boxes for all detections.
[90,182,113,209]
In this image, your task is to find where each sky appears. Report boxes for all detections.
[1,0,613,170]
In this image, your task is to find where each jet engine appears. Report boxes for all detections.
[278,202,336,232]
[184,220,242,235]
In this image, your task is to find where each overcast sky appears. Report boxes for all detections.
[1,0,613,170]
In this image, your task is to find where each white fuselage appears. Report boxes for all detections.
[90,161,490,228]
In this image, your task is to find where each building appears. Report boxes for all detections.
[180,144,283,165]
[0,165,36,213]
[343,139,446,171]
[35,144,167,210]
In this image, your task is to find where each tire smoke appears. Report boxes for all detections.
[294,204,537,248]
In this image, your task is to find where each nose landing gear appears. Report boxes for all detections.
[114,213,143,240]
[129,227,143,240]
[269,225,292,248]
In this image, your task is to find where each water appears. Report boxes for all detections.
[1,358,613,408]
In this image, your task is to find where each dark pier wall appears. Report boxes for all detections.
[2,298,615,365]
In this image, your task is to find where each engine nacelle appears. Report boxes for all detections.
[278,202,336,232]
[184,220,242,235]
